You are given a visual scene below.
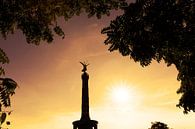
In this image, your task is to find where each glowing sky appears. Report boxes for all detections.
[1,11,195,129]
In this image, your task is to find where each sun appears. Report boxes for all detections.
[112,86,130,103]
[110,82,133,104]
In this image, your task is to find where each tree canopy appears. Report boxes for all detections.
[0,0,195,113]
[0,0,126,44]
[102,0,195,113]
[0,0,127,75]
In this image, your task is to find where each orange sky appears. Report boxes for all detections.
[1,11,195,129]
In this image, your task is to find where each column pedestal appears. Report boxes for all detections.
[73,120,98,129]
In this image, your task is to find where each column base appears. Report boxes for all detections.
[73,120,98,129]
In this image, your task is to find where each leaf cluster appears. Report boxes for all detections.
[0,78,17,107]
[0,78,17,128]
[102,0,195,113]
[0,48,9,76]
[0,109,12,128]
[0,0,127,44]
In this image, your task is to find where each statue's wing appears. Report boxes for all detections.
[80,62,85,66]
[80,61,89,66]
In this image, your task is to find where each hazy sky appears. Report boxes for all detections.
[1,10,195,129]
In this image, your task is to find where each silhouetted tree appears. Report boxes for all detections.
[102,0,195,114]
[0,78,18,128]
[0,0,127,75]
[0,0,127,44]
[149,121,171,129]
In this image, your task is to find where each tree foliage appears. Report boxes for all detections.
[102,0,195,113]
[0,78,17,128]
[0,0,127,44]
[0,48,9,76]
[0,78,17,107]
[149,121,171,129]
[0,0,127,76]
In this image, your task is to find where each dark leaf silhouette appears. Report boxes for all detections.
[6,121,10,125]
[0,0,127,44]
[0,78,17,128]
[0,48,9,76]
[0,113,6,124]
[0,78,18,107]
